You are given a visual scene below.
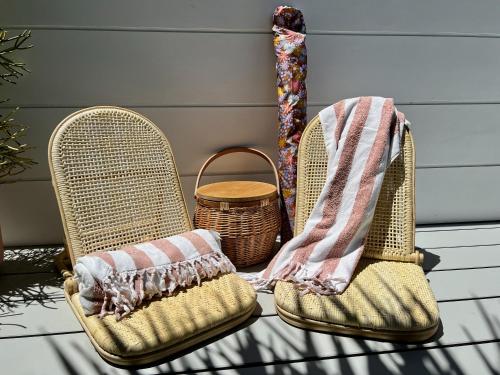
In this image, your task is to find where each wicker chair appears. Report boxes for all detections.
[48,106,256,365]
[274,116,440,342]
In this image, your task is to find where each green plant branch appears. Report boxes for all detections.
[0,29,36,182]
[0,29,32,84]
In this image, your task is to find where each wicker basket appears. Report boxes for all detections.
[193,147,281,268]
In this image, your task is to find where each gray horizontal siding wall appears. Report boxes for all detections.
[1,0,499,245]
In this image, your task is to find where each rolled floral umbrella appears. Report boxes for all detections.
[272,6,307,243]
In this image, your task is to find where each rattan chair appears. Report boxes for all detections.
[274,116,439,342]
[48,106,256,365]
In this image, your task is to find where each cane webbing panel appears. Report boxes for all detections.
[49,107,192,263]
[295,116,416,262]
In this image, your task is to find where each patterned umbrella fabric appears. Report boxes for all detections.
[273,6,307,243]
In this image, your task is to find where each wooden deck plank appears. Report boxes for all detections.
[2,223,498,274]
[0,298,78,338]
[0,272,64,303]
[416,222,500,232]
[427,267,500,301]
[195,341,500,375]
[1,223,498,374]
[1,224,498,274]
[423,244,500,271]
[2,264,499,316]
[1,247,63,275]
[416,226,500,248]
[2,265,499,334]
[0,298,499,374]
[2,294,500,343]
[4,241,498,278]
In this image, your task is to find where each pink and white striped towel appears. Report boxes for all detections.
[74,229,235,319]
[245,97,406,294]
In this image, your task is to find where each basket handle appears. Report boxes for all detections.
[195,147,280,196]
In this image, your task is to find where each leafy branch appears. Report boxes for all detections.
[0,29,33,85]
[0,28,36,182]
[0,107,36,179]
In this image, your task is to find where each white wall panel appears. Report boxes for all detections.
[1,1,498,244]
[5,107,280,181]
[315,104,500,168]
[0,31,275,107]
[0,174,276,246]
[3,31,500,107]
[416,166,500,223]
[5,0,500,35]
[395,104,500,168]
[306,35,500,105]
[2,167,497,246]
[6,105,500,182]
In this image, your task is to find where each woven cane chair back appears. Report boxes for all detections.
[49,106,191,265]
[295,116,417,263]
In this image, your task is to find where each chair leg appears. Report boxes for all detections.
[54,238,73,279]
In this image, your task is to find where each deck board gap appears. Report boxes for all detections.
[426,265,500,273]
[423,243,500,250]
[0,330,85,340]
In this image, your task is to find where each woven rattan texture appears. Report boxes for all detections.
[49,107,192,262]
[69,273,256,357]
[295,116,415,262]
[194,199,280,267]
[275,258,439,332]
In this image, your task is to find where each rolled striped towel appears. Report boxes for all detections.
[244,97,406,294]
[74,229,235,319]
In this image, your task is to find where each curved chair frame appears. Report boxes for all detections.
[274,115,439,342]
[49,106,256,365]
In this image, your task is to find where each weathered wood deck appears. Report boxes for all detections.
[1,223,499,374]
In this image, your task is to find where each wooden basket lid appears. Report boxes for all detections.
[196,181,277,202]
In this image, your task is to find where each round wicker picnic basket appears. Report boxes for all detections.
[193,147,280,268]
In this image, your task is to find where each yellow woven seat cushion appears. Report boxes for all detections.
[69,273,256,360]
[274,258,439,339]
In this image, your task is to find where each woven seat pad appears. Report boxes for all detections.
[69,273,256,359]
[275,258,439,334]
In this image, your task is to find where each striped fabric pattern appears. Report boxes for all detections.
[248,97,406,294]
[75,229,235,319]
